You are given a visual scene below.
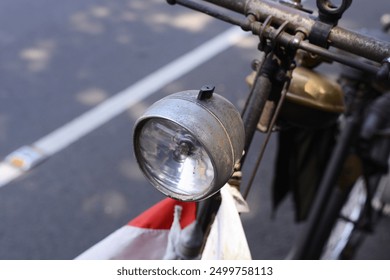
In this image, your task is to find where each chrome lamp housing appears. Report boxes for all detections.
[133,87,245,201]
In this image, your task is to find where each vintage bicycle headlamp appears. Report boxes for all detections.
[133,86,245,201]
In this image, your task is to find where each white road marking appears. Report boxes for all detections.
[0,163,22,187]
[0,26,248,188]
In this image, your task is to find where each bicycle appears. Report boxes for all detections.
[132,0,390,259]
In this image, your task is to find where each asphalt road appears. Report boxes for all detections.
[0,0,389,259]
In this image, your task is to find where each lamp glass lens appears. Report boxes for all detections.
[138,118,214,198]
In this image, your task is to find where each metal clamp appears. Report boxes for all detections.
[308,21,333,48]
[309,0,352,48]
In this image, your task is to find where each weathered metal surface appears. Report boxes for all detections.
[203,0,390,62]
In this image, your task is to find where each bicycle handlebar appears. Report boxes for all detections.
[203,0,390,63]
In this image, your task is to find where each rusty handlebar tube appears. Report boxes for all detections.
[204,0,390,62]
[168,0,390,77]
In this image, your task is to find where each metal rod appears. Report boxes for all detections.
[260,23,381,74]
[203,0,249,14]
[240,54,275,166]
[244,70,293,199]
[299,41,380,74]
[170,0,251,29]
[329,27,390,63]
[205,0,390,62]
[170,0,385,75]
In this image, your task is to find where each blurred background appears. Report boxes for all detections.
[0,0,389,259]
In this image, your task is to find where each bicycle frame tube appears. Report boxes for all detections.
[240,54,275,165]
